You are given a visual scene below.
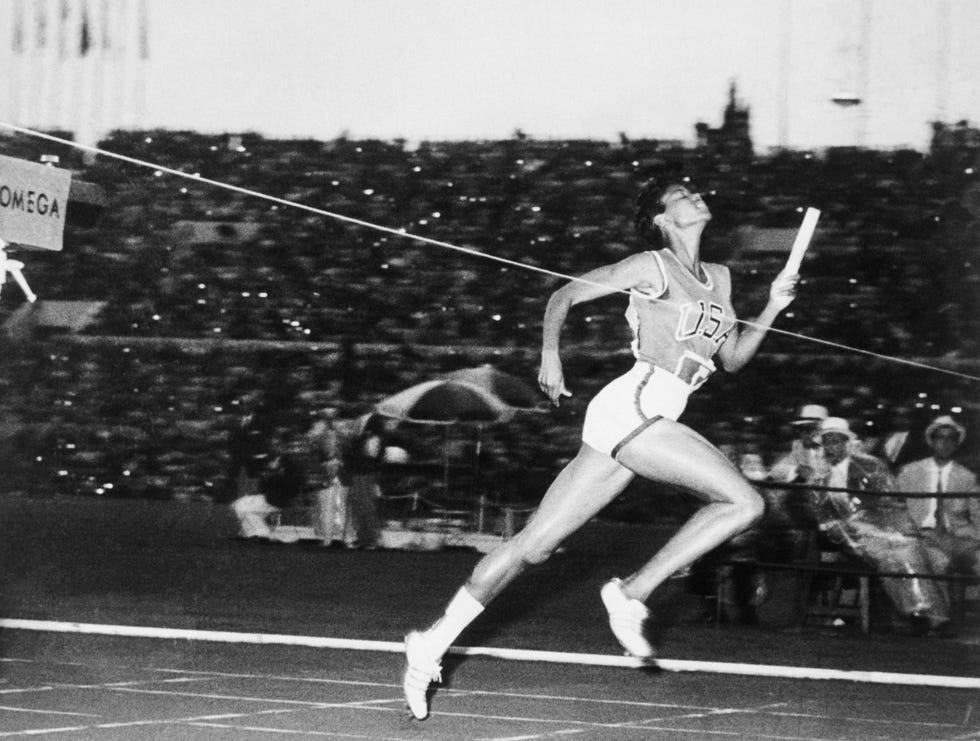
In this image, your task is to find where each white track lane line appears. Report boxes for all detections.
[3,675,973,741]
[9,654,975,731]
[0,706,99,718]
[3,618,978,690]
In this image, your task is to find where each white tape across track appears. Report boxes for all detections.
[2,618,977,690]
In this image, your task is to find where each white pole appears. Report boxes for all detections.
[136,0,148,129]
[69,0,86,140]
[935,0,950,123]
[119,0,134,127]
[56,0,81,132]
[855,0,871,147]
[2,0,18,124]
[38,0,59,129]
[21,0,37,127]
[53,0,65,130]
[77,0,107,151]
[107,0,127,134]
[777,0,791,149]
[95,0,110,143]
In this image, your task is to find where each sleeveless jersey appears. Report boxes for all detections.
[624,250,737,389]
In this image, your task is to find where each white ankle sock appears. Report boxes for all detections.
[423,587,485,657]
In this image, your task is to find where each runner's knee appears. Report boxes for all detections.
[732,488,765,527]
[512,538,558,567]
[708,485,764,529]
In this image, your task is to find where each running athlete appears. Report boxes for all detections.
[402,180,800,719]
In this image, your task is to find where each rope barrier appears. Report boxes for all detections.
[376,469,970,506]
[715,559,979,583]
[384,491,536,513]
[1,121,978,384]
[757,480,980,499]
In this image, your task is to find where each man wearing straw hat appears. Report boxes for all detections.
[770,404,829,482]
[897,415,980,579]
[807,417,951,636]
[766,404,831,530]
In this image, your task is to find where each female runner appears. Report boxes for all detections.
[402,179,800,719]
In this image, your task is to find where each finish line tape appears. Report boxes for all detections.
[3,618,977,690]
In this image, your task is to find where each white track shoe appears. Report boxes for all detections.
[600,578,655,659]
[402,631,442,720]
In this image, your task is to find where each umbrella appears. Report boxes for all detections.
[442,366,546,492]
[374,378,516,500]
[375,379,515,425]
[443,365,542,409]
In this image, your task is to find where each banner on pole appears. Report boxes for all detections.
[0,155,72,251]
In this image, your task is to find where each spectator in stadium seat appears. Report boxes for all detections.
[231,422,308,543]
[227,392,276,540]
[881,405,919,469]
[805,417,952,636]
[767,403,832,535]
[770,404,830,486]
[897,415,980,580]
[261,427,309,516]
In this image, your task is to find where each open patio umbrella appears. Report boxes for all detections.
[374,379,517,495]
[374,379,516,425]
[442,365,547,490]
[443,365,542,410]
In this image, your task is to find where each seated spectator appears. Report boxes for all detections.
[804,417,952,636]
[227,392,275,539]
[231,421,307,543]
[770,404,830,484]
[262,427,309,512]
[739,451,768,483]
[768,404,831,530]
[897,415,980,581]
[881,405,916,467]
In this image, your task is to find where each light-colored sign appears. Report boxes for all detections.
[0,154,72,252]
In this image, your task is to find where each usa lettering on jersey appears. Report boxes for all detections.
[674,300,731,346]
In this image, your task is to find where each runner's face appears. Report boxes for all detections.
[660,185,712,225]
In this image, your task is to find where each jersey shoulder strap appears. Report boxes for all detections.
[642,250,668,298]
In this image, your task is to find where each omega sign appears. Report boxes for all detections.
[0,154,72,251]
[0,186,62,217]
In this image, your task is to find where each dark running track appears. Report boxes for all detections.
[1,497,978,739]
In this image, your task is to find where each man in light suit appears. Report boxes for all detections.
[897,415,980,578]
[807,417,951,636]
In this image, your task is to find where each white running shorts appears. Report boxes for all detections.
[582,362,693,459]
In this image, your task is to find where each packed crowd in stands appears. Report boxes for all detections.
[0,126,977,511]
